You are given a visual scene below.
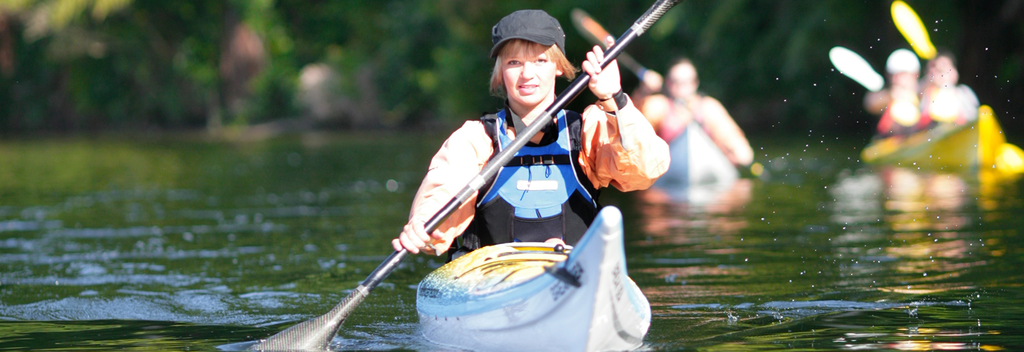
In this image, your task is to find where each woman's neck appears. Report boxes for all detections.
[508,94,555,126]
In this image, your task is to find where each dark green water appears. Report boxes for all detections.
[1,131,1022,351]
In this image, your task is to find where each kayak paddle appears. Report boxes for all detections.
[828,46,884,92]
[891,0,936,60]
[250,0,684,350]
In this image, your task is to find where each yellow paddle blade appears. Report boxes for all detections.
[891,0,936,60]
[996,144,1024,174]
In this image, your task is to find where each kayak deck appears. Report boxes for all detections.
[418,243,570,302]
[416,206,650,352]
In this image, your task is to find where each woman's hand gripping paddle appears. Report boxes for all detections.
[249,0,684,350]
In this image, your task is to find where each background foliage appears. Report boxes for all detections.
[0,0,1021,137]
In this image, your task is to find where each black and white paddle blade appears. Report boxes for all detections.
[250,286,370,351]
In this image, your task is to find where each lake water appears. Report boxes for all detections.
[1,131,1022,351]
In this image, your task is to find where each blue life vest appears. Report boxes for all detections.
[450,108,600,259]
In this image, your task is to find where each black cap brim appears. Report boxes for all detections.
[489,36,560,58]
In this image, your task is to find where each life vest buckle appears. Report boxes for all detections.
[508,155,563,166]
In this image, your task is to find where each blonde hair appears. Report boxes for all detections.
[489,39,578,97]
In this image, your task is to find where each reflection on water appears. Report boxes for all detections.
[639,179,753,243]
[0,134,438,351]
[630,139,1024,351]
[1,134,1023,351]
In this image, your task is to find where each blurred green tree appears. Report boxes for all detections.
[0,0,1021,139]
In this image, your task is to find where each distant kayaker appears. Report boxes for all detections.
[920,49,979,127]
[864,48,925,137]
[632,58,753,168]
[392,9,670,258]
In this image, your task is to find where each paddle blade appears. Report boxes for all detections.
[829,46,884,92]
[570,8,652,80]
[571,8,613,49]
[250,285,370,351]
[891,0,936,60]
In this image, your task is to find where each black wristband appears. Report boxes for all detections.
[612,90,628,110]
[598,90,627,110]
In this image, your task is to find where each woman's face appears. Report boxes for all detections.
[666,63,698,100]
[501,46,562,110]
[926,56,958,87]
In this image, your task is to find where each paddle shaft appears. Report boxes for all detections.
[252,1,681,350]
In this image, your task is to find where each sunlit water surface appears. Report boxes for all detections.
[1,132,1022,351]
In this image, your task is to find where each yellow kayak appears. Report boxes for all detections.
[862,105,1024,174]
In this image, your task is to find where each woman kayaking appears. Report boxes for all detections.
[633,58,753,169]
[920,49,979,127]
[392,9,669,259]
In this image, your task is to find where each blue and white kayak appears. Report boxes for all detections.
[416,206,650,352]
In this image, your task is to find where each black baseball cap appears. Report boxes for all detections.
[489,9,566,58]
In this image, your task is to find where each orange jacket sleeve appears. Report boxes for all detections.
[580,96,671,192]
[405,121,492,254]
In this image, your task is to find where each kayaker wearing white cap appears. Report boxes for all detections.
[393,9,669,259]
[864,48,924,137]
